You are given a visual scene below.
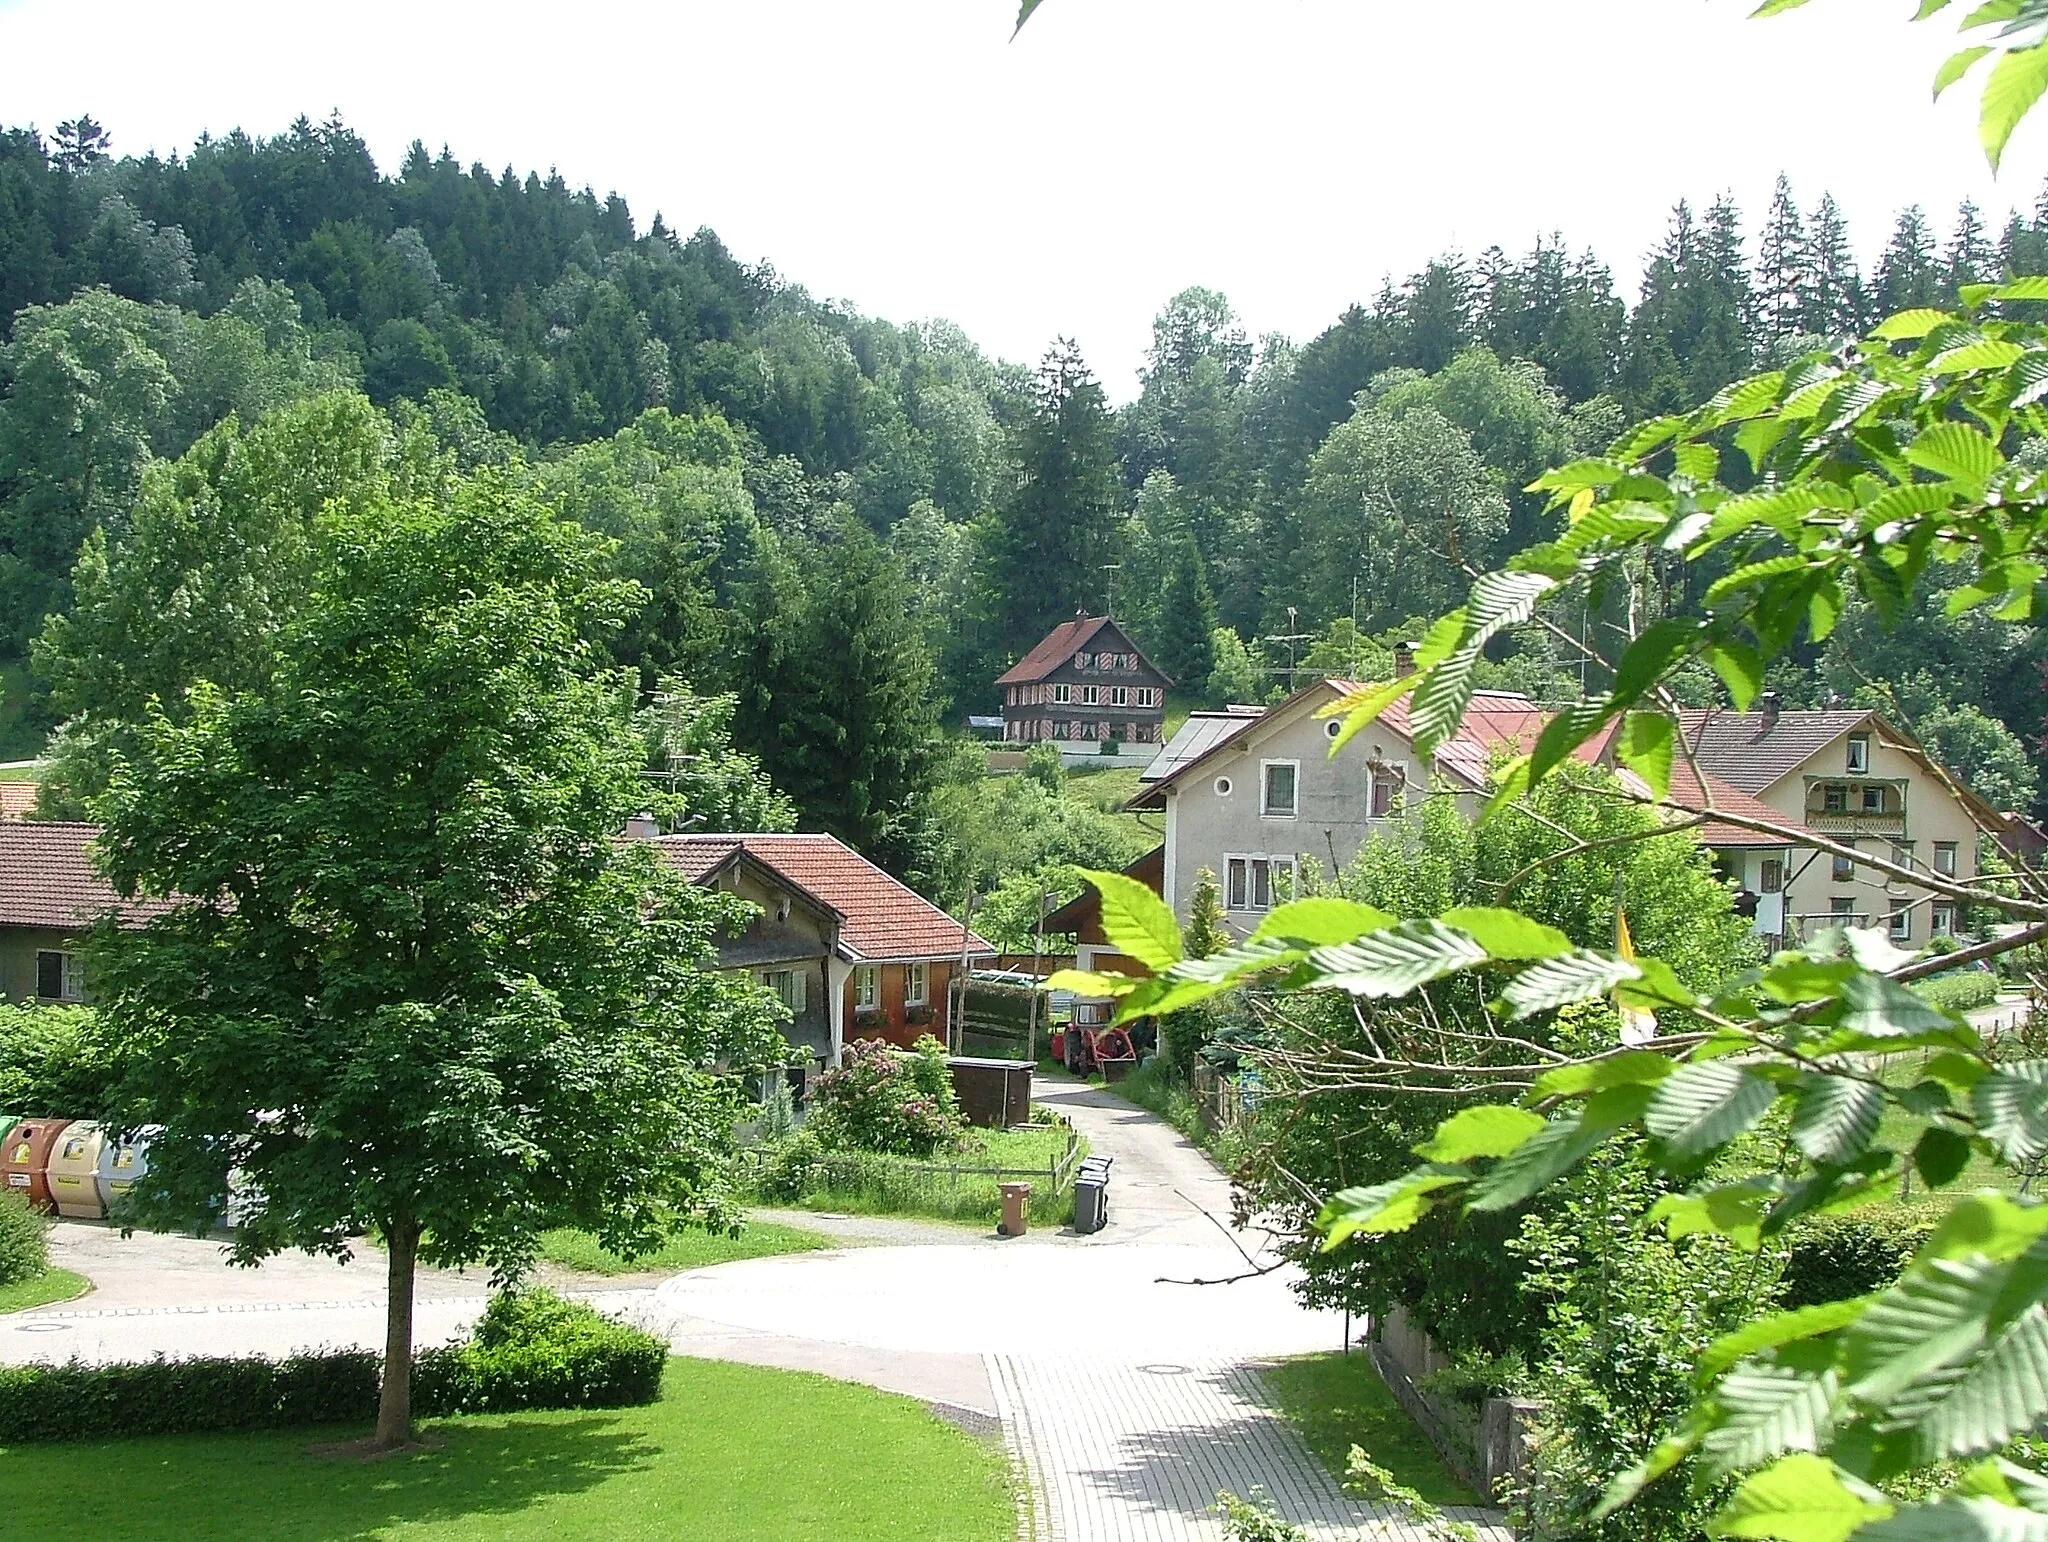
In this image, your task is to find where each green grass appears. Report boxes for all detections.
[779,1122,1084,1227]
[536,1219,833,1276]
[0,1267,89,1313]
[1259,1352,1478,1508]
[0,1358,1018,1541]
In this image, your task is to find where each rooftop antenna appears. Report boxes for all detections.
[1100,562,1122,618]
[1265,604,1312,693]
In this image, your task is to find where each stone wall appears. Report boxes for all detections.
[1369,1304,1541,1505]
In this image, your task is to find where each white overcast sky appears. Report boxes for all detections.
[1,0,2043,399]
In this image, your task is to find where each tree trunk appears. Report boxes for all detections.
[375,1218,421,1448]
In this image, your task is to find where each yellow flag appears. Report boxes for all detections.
[1615,908,1656,1045]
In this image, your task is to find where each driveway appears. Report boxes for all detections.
[5,1073,1506,1540]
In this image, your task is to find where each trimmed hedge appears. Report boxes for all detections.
[1911,971,2000,1013]
[0,1288,665,1444]
[0,1188,49,1287]
[1781,1210,1935,1309]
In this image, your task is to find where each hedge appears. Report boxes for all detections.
[1780,1210,1935,1309]
[0,1189,48,1288]
[1911,971,2000,1013]
[0,1288,665,1444]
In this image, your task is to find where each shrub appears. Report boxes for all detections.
[808,1035,963,1157]
[414,1287,667,1414]
[0,1189,49,1288]
[0,1004,115,1117]
[1781,1211,1934,1309]
[1911,971,1999,1013]
[0,1288,664,1442]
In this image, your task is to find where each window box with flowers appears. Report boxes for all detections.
[905,1002,936,1027]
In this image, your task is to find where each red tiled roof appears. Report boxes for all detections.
[0,822,169,931]
[1665,760,1800,849]
[0,782,37,819]
[648,833,993,963]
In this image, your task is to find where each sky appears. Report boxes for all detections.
[1,0,2043,399]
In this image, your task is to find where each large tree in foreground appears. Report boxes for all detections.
[89,470,786,1449]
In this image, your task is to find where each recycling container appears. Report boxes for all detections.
[1,1118,68,1211]
[96,1127,156,1214]
[947,1057,1034,1129]
[999,1182,1032,1237]
[47,1122,108,1219]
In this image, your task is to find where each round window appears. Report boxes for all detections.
[1325,719,1343,740]
[1214,776,1234,797]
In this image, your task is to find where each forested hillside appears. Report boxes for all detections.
[1,112,2042,873]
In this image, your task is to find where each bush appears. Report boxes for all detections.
[414,1287,667,1414]
[808,1035,963,1157]
[0,1287,665,1442]
[1781,1211,1934,1309]
[0,1189,49,1287]
[0,1004,115,1117]
[1911,971,1999,1013]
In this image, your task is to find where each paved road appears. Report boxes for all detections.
[5,1073,1507,1540]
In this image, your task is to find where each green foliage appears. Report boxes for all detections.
[0,1004,114,1117]
[0,1189,50,1289]
[637,683,797,835]
[413,1288,667,1416]
[1259,1351,1476,1507]
[1912,971,2001,1013]
[1215,1489,1309,1542]
[534,1218,830,1276]
[1780,1211,1935,1311]
[1207,627,1268,707]
[972,860,1084,953]
[806,1036,963,1158]
[0,1290,664,1443]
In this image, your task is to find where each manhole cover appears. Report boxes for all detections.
[13,1322,72,1333]
[1137,1363,1191,1376]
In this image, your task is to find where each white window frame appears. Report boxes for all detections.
[1832,848,1856,883]
[1367,763,1405,820]
[1823,784,1847,813]
[1934,841,1959,877]
[35,950,84,1004]
[1862,784,1884,813]
[1931,903,1955,937]
[1223,853,1297,913]
[1260,759,1300,819]
[1110,685,1129,707]
[1052,682,1071,704]
[854,965,880,1010]
[904,962,929,1007]
[1847,735,1870,774]
[760,967,807,1013]
[1888,901,1912,943]
[1080,684,1099,705]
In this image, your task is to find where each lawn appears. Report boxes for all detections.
[0,1267,89,1313]
[775,1121,1084,1227]
[1258,1352,1477,1508]
[0,1358,1018,1542]
[536,1218,832,1276]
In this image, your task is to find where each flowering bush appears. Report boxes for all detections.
[807,1035,963,1157]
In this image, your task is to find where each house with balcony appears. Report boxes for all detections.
[996,614,1171,767]
[1678,698,2003,949]
[636,828,995,1067]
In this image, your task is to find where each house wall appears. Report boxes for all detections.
[0,926,86,1005]
[1753,730,1982,946]
[703,863,838,1059]
[1160,702,1444,931]
[843,960,957,1051]
[1000,623,1170,746]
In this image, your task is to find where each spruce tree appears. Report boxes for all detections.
[1804,193,1866,337]
[1153,537,1219,695]
[1755,174,1814,344]
[1944,199,1997,298]
[1873,206,1943,315]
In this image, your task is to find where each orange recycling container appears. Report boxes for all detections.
[47,1122,108,1219]
[1,1119,68,1211]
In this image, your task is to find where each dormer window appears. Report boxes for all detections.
[1847,735,1870,774]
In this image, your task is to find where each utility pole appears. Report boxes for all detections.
[1100,562,1122,619]
[1264,604,1312,694]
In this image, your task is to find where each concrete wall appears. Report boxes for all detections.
[1159,697,1437,930]
[1751,729,1983,947]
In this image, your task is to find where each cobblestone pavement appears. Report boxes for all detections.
[993,1355,1510,1542]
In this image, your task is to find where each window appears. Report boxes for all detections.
[1110,686,1129,707]
[1829,897,1856,917]
[1760,858,1784,893]
[1261,760,1299,818]
[1889,901,1912,942]
[1862,785,1884,813]
[1832,851,1855,882]
[1081,684,1099,705]
[35,950,83,1004]
[1053,683,1071,704]
[1889,841,1914,870]
[1074,652,1091,670]
[1369,767,1398,819]
[1847,734,1870,774]
[904,962,929,1006]
[760,968,807,1013]
[854,966,880,1010]
[1934,841,1959,877]
[1932,903,1955,937]
[1823,785,1848,813]
[1225,855,1296,912]
[1214,776,1234,797]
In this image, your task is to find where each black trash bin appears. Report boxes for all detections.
[1073,1154,1113,1234]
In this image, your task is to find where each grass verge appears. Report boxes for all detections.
[0,1358,1017,1541]
[0,1268,89,1314]
[775,1121,1083,1228]
[1259,1352,1478,1508]
[536,1219,832,1276]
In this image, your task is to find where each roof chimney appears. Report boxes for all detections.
[1393,641,1417,679]
[1759,691,1782,730]
[623,811,660,839]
